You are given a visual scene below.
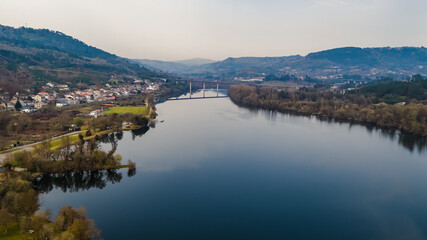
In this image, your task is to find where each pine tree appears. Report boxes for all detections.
[14,100,22,111]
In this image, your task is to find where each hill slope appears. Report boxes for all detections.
[204,47,427,81]
[0,24,159,94]
[137,47,427,82]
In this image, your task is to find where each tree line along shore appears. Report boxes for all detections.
[228,78,427,137]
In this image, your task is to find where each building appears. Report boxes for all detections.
[21,106,37,113]
[56,99,68,107]
[35,102,47,109]
[89,109,102,117]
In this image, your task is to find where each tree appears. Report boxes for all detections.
[14,100,22,111]
[54,206,84,232]
[35,140,52,163]
[68,219,91,239]
[74,117,84,127]
[20,215,49,238]
[17,189,39,217]
[61,136,72,161]
[0,209,14,233]
[54,206,101,240]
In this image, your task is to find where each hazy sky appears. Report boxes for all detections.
[0,0,426,61]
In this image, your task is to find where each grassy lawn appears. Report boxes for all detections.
[77,106,94,114]
[0,221,25,240]
[50,134,80,149]
[104,106,147,115]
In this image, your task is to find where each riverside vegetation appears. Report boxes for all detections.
[0,132,137,239]
[228,76,427,136]
[0,74,189,151]
[0,127,136,238]
[0,96,155,239]
[0,170,102,239]
[0,92,161,151]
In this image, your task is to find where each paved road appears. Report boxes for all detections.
[0,131,84,165]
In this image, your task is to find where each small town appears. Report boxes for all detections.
[0,78,161,113]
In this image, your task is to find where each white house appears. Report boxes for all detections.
[89,109,102,117]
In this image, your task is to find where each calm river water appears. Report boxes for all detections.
[40,90,427,240]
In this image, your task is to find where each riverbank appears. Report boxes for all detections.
[228,84,427,136]
[0,93,160,165]
[0,120,152,166]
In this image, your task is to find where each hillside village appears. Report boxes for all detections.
[0,78,161,113]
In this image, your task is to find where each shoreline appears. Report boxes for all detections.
[230,96,427,138]
[228,85,427,137]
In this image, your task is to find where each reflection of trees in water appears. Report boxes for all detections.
[350,120,427,153]
[99,126,149,144]
[99,133,118,149]
[116,131,123,140]
[252,107,427,153]
[398,133,427,153]
[34,170,123,194]
[34,127,152,194]
[131,126,149,141]
[127,168,136,177]
[317,115,427,153]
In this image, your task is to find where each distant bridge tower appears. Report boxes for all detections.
[217,83,219,97]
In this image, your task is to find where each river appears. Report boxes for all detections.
[40,90,427,240]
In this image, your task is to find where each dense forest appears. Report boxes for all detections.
[355,75,427,104]
[228,78,427,136]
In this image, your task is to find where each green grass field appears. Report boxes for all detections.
[50,135,80,149]
[0,222,25,240]
[104,106,147,115]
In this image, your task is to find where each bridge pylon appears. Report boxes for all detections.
[217,83,219,97]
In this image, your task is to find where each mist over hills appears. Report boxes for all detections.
[136,47,427,82]
[0,24,160,94]
[175,58,217,66]
[130,58,216,74]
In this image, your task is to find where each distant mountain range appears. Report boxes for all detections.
[1,23,426,93]
[135,47,427,82]
[0,24,159,95]
[130,58,216,73]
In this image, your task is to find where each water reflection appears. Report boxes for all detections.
[99,127,150,144]
[131,126,149,140]
[237,104,427,153]
[127,168,136,177]
[35,170,123,194]
[35,127,150,194]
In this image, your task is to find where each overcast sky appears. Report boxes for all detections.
[0,0,426,61]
